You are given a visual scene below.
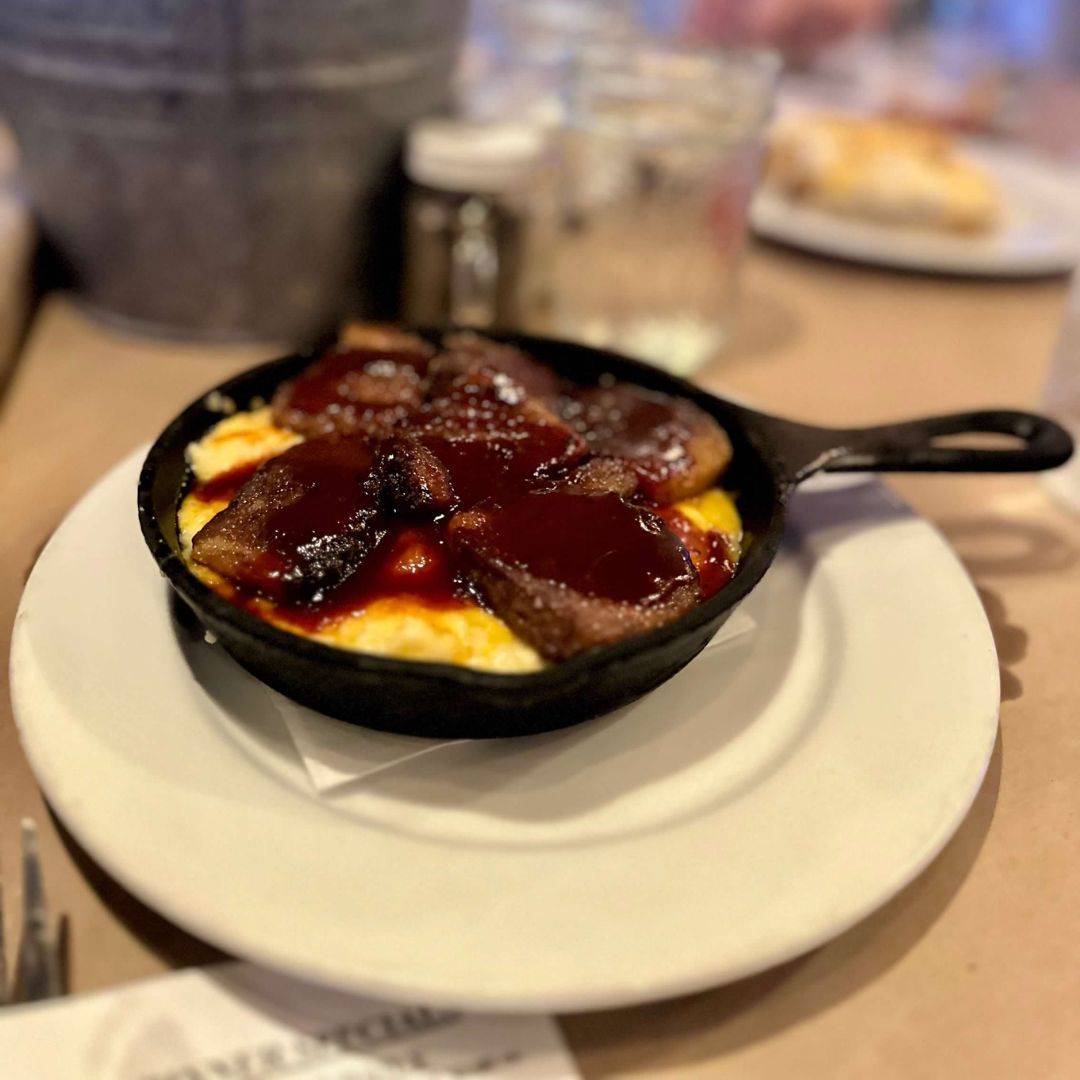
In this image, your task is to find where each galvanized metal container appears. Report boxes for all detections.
[0,0,467,341]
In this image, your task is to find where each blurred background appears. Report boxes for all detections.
[0,0,1077,372]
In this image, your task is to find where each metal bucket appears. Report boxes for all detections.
[0,0,467,342]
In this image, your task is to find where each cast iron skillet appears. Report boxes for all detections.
[138,332,1073,739]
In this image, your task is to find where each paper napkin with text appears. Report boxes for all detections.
[0,961,579,1080]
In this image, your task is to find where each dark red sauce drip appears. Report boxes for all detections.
[659,509,736,598]
[262,522,466,632]
[462,492,697,604]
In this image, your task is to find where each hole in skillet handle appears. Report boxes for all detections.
[753,409,1075,483]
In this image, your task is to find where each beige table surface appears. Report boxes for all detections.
[2,248,1078,1078]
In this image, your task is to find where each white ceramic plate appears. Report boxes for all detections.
[11,451,999,1012]
[751,141,1080,277]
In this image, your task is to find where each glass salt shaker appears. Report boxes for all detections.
[402,118,553,331]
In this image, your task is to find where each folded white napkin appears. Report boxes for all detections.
[271,691,467,794]
[0,961,579,1080]
[273,609,756,795]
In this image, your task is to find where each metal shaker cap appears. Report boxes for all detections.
[405,118,548,194]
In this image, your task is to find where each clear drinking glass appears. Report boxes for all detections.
[552,44,779,375]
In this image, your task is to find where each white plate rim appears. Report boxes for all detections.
[10,451,1001,1012]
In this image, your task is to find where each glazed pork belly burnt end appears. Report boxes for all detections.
[407,363,589,505]
[435,331,562,400]
[564,382,733,503]
[270,330,434,438]
[447,492,701,661]
[375,436,459,516]
[190,436,385,603]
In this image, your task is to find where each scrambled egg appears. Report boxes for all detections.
[186,406,302,484]
[180,410,742,673]
[673,488,743,557]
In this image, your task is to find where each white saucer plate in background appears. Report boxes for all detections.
[752,141,1080,277]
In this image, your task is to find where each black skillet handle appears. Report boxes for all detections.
[771,409,1074,483]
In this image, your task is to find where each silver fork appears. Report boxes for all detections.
[0,819,64,1005]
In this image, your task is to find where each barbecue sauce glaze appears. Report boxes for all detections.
[189,345,738,635]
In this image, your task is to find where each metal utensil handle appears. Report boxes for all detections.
[767,409,1074,483]
[11,819,63,1004]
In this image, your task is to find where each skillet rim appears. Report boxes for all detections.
[136,332,790,691]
